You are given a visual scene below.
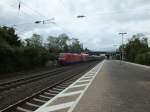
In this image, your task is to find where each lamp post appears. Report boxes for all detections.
[119,32,127,64]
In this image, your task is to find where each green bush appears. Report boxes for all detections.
[135,53,150,65]
[0,26,86,74]
[0,47,51,73]
[0,48,14,72]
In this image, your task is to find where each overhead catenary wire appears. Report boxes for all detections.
[58,0,150,18]
[1,0,56,35]
[7,0,48,19]
[4,1,43,23]
[18,0,21,11]
[2,0,51,27]
[58,0,72,16]
[19,2,47,20]
[3,0,150,18]
[3,0,150,27]
[1,0,36,18]
[21,1,48,19]
[79,7,150,18]
[53,22,82,40]
[2,0,150,39]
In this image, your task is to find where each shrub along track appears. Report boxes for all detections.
[0,61,99,111]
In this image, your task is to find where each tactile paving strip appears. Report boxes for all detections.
[35,61,105,112]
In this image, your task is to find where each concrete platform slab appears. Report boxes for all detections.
[35,60,150,112]
[35,61,104,112]
[72,60,150,112]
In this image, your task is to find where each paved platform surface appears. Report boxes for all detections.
[73,60,150,112]
[35,61,104,112]
[35,60,150,112]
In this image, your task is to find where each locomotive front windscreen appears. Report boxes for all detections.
[59,53,65,58]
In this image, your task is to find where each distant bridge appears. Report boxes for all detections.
[88,51,120,56]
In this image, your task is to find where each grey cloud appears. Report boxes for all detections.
[0,0,150,51]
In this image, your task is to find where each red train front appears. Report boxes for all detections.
[58,53,89,65]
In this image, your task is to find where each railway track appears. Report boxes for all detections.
[0,68,65,92]
[0,63,85,92]
[0,61,98,112]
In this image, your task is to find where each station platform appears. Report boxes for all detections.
[35,60,150,112]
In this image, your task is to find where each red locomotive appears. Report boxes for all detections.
[58,53,90,65]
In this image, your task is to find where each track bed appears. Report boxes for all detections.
[0,61,99,111]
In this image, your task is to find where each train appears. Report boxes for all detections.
[58,53,104,65]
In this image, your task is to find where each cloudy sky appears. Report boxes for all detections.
[0,0,150,51]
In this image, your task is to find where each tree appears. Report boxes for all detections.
[58,33,69,52]
[47,35,60,52]
[84,48,91,53]
[47,33,70,52]
[0,26,21,48]
[123,34,149,62]
[69,38,83,53]
[46,34,84,53]
[0,26,22,73]
[0,26,86,73]
[25,34,43,48]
